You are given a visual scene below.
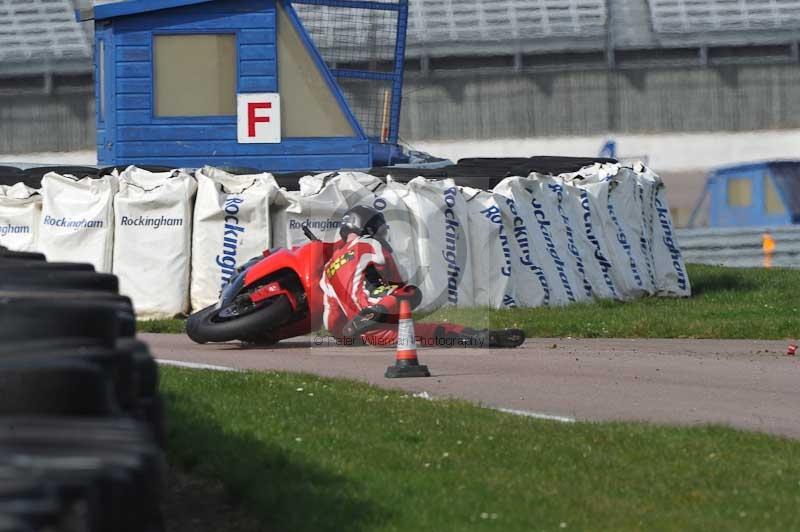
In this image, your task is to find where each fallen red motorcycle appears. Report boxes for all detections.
[187,227,335,344]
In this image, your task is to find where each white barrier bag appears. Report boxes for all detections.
[38,173,117,271]
[113,167,197,318]
[549,176,621,301]
[490,180,551,307]
[494,177,581,306]
[607,167,657,295]
[637,165,691,297]
[401,177,473,311]
[567,165,650,300]
[272,175,350,248]
[463,187,516,309]
[521,174,595,304]
[191,167,279,311]
[0,183,41,252]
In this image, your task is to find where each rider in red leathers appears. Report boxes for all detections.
[320,206,525,348]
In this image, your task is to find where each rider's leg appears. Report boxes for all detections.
[360,323,464,347]
[361,323,525,348]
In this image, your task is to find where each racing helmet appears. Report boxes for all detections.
[339,205,388,241]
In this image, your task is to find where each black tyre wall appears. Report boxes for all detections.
[0,261,94,272]
[0,299,119,345]
[0,359,117,417]
[0,250,46,262]
[0,271,118,292]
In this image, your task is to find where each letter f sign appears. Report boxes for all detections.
[248,102,271,137]
[237,93,281,144]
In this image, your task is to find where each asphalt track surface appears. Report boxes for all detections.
[144,334,800,439]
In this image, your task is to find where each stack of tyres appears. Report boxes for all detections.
[0,246,166,531]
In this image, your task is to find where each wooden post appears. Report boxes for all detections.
[380,89,391,144]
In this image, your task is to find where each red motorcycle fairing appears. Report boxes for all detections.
[242,240,339,333]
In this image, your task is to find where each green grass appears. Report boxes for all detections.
[141,265,800,339]
[137,318,186,334]
[423,264,800,339]
[162,367,800,532]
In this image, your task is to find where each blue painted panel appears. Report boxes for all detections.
[119,124,236,142]
[96,0,293,19]
[240,60,276,76]
[708,177,722,227]
[118,125,237,141]
[115,31,150,46]
[115,11,273,31]
[239,76,278,92]
[240,45,276,61]
[117,94,151,110]
[117,138,370,157]
[116,62,151,78]
[117,78,151,93]
[117,45,150,61]
[330,69,395,81]
[117,110,154,125]
[239,28,275,44]
[95,0,216,20]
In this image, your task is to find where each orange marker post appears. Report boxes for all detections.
[762,232,776,269]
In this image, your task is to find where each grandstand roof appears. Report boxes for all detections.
[403,0,800,57]
[0,0,92,75]
[650,0,800,33]
[643,0,800,47]
[406,0,610,56]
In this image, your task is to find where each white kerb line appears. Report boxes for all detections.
[495,407,576,423]
[413,392,575,423]
[157,359,241,372]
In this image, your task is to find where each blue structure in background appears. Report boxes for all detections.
[690,161,800,228]
[80,0,409,171]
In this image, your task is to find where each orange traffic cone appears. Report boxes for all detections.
[385,298,430,378]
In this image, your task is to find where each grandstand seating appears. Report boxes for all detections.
[407,0,608,43]
[293,0,610,62]
[0,0,92,66]
[649,0,800,33]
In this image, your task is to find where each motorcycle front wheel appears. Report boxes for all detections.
[186,295,292,344]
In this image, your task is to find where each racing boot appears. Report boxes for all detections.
[342,305,391,338]
[453,328,526,348]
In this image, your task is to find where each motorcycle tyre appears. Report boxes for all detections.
[187,295,292,344]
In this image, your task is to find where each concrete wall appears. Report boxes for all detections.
[400,64,800,140]
[0,91,94,154]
